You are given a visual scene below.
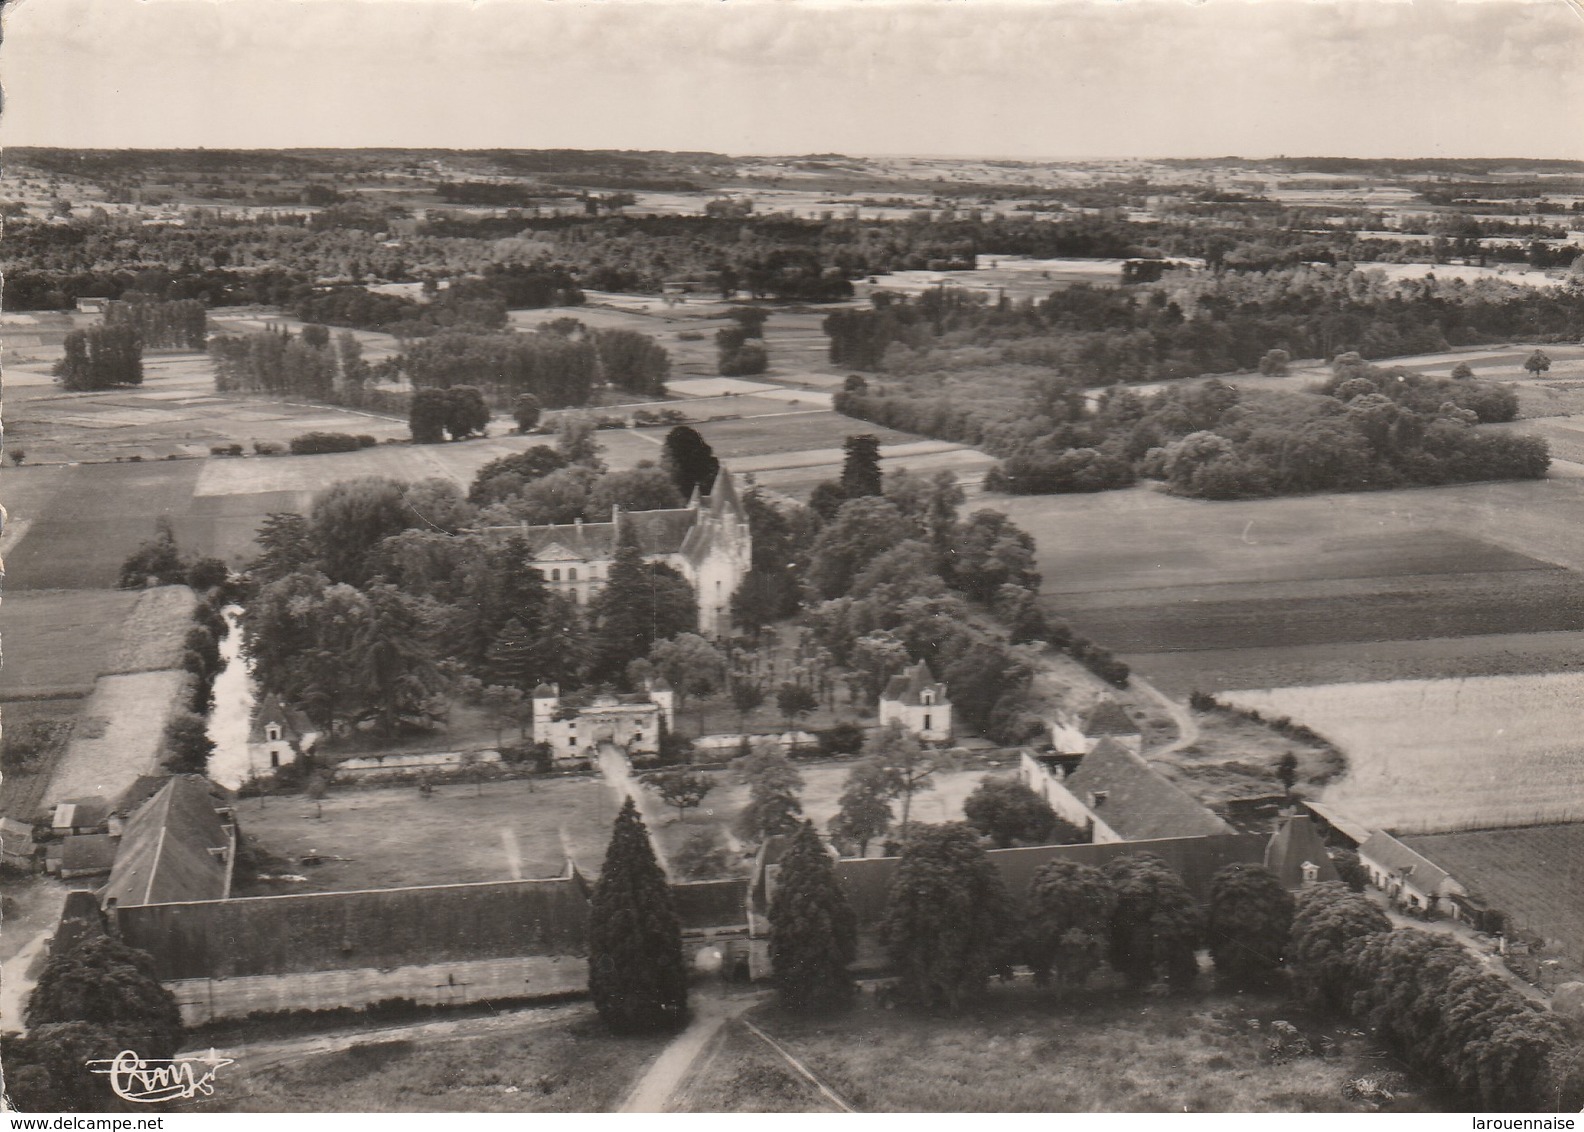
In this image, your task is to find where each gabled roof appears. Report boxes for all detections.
[881,662,949,707]
[1264,814,1340,888]
[101,776,231,909]
[1065,739,1232,841]
[622,509,700,557]
[1081,699,1140,737]
[1359,831,1457,893]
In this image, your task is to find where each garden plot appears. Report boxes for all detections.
[1218,673,1584,833]
[0,590,146,700]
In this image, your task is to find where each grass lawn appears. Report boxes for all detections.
[1221,673,1584,833]
[234,775,619,893]
[191,1006,672,1113]
[680,984,1439,1113]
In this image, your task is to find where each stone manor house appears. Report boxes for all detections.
[480,466,752,639]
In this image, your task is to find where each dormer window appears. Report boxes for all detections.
[921,691,934,706]
[265,724,282,742]
[1090,790,1109,808]
[1301,861,1320,884]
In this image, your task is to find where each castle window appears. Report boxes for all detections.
[551,568,561,582]
[270,751,280,768]
[923,714,932,732]
[569,567,578,581]
[568,736,577,747]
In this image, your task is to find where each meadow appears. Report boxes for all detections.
[678,988,1438,1113]
[1219,673,1584,833]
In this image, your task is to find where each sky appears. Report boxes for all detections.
[2,0,1583,159]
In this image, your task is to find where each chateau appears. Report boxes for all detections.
[481,467,751,639]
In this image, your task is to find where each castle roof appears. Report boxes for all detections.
[1080,699,1140,737]
[101,776,231,909]
[1264,813,1340,888]
[881,661,949,707]
[671,878,749,931]
[1065,739,1232,842]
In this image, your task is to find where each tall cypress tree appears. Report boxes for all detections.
[592,526,651,681]
[486,617,538,690]
[587,798,688,1034]
[769,821,857,1013]
[840,434,883,498]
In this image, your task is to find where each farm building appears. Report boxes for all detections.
[246,698,320,780]
[1020,740,1233,844]
[1358,831,1467,918]
[101,775,236,910]
[479,467,751,638]
[531,679,674,762]
[878,661,953,743]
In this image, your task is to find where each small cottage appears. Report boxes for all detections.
[878,661,953,743]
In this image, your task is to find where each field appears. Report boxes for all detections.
[190,1005,672,1113]
[998,479,1584,694]
[1125,630,1584,699]
[0,590,146,699]
[0,298,988,587]
[234,776,620,892]
[45,669,191,809]
[1403,823,1584,963]
[675,989,1439,1113]
[1218,674,1584,833]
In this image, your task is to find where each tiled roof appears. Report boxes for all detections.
[1360,831,1456,892]
[881,662,948,707]
[1065,739,1232,841]
[248,698,314,745]
[61,833,117,874]
[1081,699,1140,737]
[1264,814,1340,888]
[101,776,231,909]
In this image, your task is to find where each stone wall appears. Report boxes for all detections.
[167,954,587,1026]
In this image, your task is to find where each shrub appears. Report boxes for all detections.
[356,434,377,448]
[253,440,286,456]
[290,431,363,455]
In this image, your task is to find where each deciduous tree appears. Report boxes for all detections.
[1206,863,1294,989]
[1105,853,1202,991]
[963,777,1073,848]
[880,823,1014,1011]
[1023,859,1117,991]
[733,742,805,845]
